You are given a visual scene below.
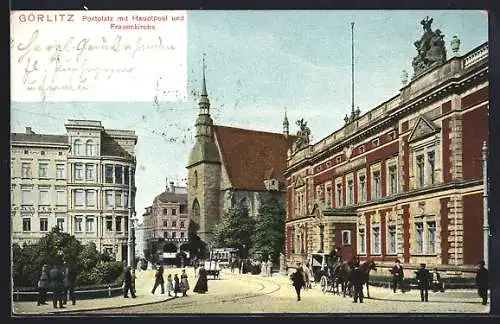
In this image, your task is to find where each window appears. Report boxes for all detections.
[359,228,366,254]
[359,145,365,154]
[164,232,168,239]
[57,218,64,231]
[388,225,397,254]
[21,186,33,205]
[359,175,366,202]
[40,218,48,232]
[172,221,177,228]
[85,164,95,181]
[172,232,177,239]
[336,183,343,207]
[163,220,168,227]
[105,191,114,206]
[389,165,397,195]
[86,190,96,207]
[124,217,128,232]
[193,170,198,188]
[115,216,122,231]
[24,150,28,154]
[115,165,123,184]
[347,180,354,205]
[38,163,49,178]
[39,188,50,205]
[180,221,184,228]
[104,247,113,255]
[172,209,177,216]
[74,139,83,156]
[372,226,380,254]
[75,164,83,180]
[180,232,185,238]
[75,190,85,207]
[106,217,113,231]
[22,218,31,231]
[163,208,168,215]
[56,164,65,179]
[124,192,128,207]
[415,222,424,254]
[336,156,342,163]
[115,191,122,207]
[75,217,83,232]
[85,140,95,156]
[105,165,113,183]
[428,151,435,185]
[372,171,381,199]
[21,163,31,178]
[388,131,395,140]
[342,230,351,245]
[325,186,332,207]
[427,221,436,254]
[372,138,380,147]
[417,155,425,188]
[86,218,94,232]
[124,166,129,185]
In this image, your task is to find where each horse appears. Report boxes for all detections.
[334,259,377,298]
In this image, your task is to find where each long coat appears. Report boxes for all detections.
[391,265,404,279]
[416,268,430,288]
[63,266,76,288]
[193,268,208,293]
[180,273,189,292]
[49,267,64,292]
[291,270,305,288]
[475,268,489,289]
[174,275,181,293]
[167,277,174,292]
[38,268,50,289]
[155,268,164,284]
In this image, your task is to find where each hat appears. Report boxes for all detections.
[420,263,426,267]
[395,259,400,263]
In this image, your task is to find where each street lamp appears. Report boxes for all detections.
[127,166,134,267]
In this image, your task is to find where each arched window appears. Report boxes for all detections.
[74,139,82,156]
[192,199,200,220]
[240,197,250,216]
[86,139,94,156]
[193,170,198,188]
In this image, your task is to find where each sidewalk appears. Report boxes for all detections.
[12,268,196,315]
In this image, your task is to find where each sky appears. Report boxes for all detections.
[11,10,488,224]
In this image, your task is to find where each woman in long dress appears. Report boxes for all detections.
[166,274,174,297]
[193,264,208,294]
[173,274,180,297]
[180,269,190,296]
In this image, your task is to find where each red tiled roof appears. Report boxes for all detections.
[213,125,296,191]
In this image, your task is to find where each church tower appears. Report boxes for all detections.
[186,58,221,244]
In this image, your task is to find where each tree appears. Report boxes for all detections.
[250,195,286,263]
[212,204,255,251]
[186,219,207,260]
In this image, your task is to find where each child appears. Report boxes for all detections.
[166,274,174,297]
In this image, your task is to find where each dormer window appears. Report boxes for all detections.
[372,138,380,147]
[335,156,342,163]
[388,131,396,141]
[359,145,365,154]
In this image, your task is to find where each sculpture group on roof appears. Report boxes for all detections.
[412,17,447,77]
[293,118,311,152]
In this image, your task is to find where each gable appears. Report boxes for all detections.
[408,115,440,143]
[294,174,305,188]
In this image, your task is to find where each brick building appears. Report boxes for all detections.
[186,68,295,244]
[284,40,488,274]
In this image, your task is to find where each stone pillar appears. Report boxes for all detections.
[279,252,286,275]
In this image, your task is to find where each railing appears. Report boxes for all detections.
[13,285,123,302]
[463,43,488,69]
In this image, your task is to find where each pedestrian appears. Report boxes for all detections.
[416,263,430,302]
[302,263,310,290]
[475,260,489,305]
[267,258,273,277]
[123,266,136,298]
[352,260,364,303]
[166,274,174,297]
[151,265,165,295]
[62,262,77,305]
[49,264,65,309]
[174,273,181,297]
[430,268,444,293]
[36,264,50,306]
[193,264,208,294]
[180,269,190,296]
[290,266,305,301]
[390,259,404,293]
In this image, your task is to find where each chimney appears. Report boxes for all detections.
[25,127,34,135]
[169,181,175,193]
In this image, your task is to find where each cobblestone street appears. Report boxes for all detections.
[76,269,489,314]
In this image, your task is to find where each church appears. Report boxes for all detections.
[186,68,296,244]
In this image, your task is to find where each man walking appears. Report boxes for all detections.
[151,265,165,295]
[290,266,305,301]
[475,260,489,305]
[352,260,364,303]
[123,266,137,298]
[36,264,50,306]
[416,263,430,302]
[63,262,77,305]
[49,264,65,309]
[390,260,404,293]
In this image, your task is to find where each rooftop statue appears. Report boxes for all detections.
[412,17,447,77]
[293,118,311,152]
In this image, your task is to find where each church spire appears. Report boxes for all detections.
[198,53,210,110]
[283,107,289,136]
